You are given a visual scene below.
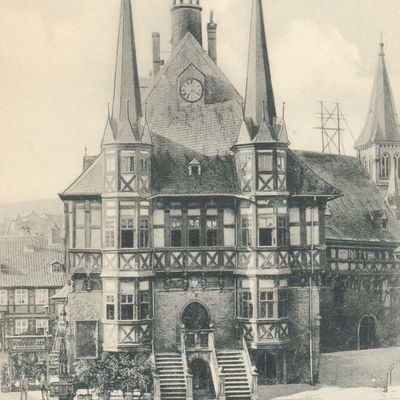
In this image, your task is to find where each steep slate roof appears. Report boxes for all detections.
[102,0,147,147]
[244,0,276,127]
[62,153,104,197]
[355,42,400,148]
[143,32,243,155]
[0,236,66,287]
[295,151,400,244]
[151,134,239,195]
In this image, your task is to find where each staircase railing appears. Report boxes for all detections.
[208,328,221,400]
[242,336,252,379]
[242,336,258,400]
[180,326,193,400]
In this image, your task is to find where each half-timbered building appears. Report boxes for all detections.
[58,0,400,397]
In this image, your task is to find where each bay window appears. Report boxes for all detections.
[258,215,274,246]
[106,295,115,320]
[238,280,253,318]
[121,294,134,320]
[278,290,289,318]
[206,216,218,246]
[258,153,273,172]
[277,152,286,172]
[277,217,289,246]
[260,290,275,319]
[240,217,252,246]
[170,217,182,247]
[189,216,200,247]
[139,218,150,248]
[121,153,135,173]
[138,281,151,319]
[74,201,101,249]
[120,206,135,248]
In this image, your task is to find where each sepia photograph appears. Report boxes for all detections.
[0,0,400,399]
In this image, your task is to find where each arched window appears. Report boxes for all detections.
[380,153,390,180]
[394,154,400,177]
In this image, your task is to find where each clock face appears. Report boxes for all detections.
[180,78,204,103]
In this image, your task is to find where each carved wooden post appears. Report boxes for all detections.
[153,373,161,400]
[251,366,258,400]
[186,372,193,400]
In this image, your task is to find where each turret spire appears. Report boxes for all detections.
[355,40,400,148]
[244,0,277,129]
[103,0,142,146]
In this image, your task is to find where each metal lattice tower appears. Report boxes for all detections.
[314,101,354,155]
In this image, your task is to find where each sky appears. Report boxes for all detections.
[0,0,399,203]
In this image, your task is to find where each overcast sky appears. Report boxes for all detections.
[0,0,399,203]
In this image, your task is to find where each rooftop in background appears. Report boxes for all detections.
[0,236,66,288]
[296,150,400,243]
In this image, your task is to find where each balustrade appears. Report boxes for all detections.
[103,320,152,351]
[154,248,236,271]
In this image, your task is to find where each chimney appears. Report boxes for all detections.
[152,32,161,75]
[171,0,202,49]
[207,10,217,63]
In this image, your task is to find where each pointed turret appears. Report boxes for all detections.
[244,0,277,132]
[102,0,143,147]
[355,41,400,148]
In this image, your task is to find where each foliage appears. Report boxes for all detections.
[1,364,9,392]
[73,352,152,398]
[10,353,46,383]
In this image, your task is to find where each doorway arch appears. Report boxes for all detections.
[181,301,210,331]
[190,358,214,399]
[256,352,277,384]
[358,314,377,350]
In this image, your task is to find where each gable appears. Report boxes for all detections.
[61,153,104,197]
[144,33,243,156]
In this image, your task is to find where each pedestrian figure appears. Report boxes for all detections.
[40,375,49,400]
[20,375,29,400]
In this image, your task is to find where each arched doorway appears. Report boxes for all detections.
[181,301,210,330]
[181,301,211,348]
[358,315,377,350]
[256,352,277,384]
[190,358,214,399]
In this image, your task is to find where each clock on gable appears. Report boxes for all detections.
[179,78,204,103]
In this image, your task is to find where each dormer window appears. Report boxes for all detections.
[188,158,201,176]
[52,261,64,273]
[369,209,388,229]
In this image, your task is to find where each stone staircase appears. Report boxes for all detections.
[155,353,187,400]
[217,351,251,400]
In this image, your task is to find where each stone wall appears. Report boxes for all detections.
[153,285,235,351]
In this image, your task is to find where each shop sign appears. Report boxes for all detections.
[9,337,46,351]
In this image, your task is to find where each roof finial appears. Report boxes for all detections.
[210,9,214,23]
[380,33,385,56]
[84,146,87,157]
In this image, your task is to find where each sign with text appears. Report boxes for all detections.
[9,337,47,352]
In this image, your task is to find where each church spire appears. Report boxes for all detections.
[103,0,143,146]
[244,0,277,130]
[355,40,400,148]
